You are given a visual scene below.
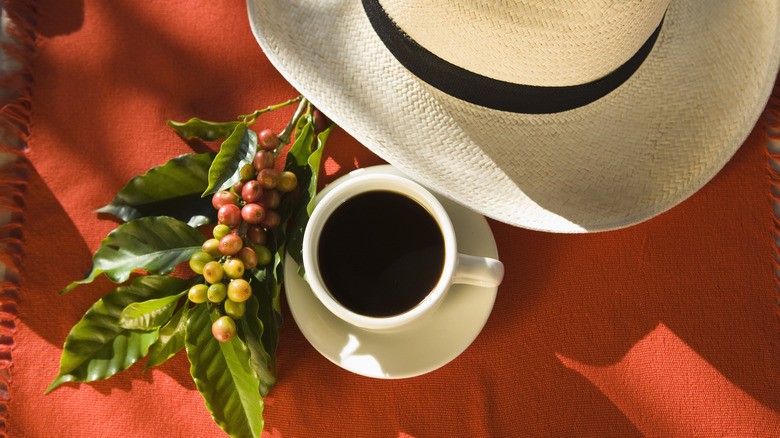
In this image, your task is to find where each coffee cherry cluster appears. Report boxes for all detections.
[215,129,298,233]
[187,128,298,343]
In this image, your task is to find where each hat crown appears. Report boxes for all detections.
[378,0,670,87]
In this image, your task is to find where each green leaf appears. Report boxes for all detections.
[95,153,216,227]
[62,216,206,294]
[167,118,240,142]
[118,290,186,330]
[203,122,257,197]
[238,295,276,396]
[145,305,188,370]
[286,113,316,168]
[249,269,281,377]
[47,275,189,392]
[186,303,265,438]
[286,123,331,271]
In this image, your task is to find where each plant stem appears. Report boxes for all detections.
[277,97,309,147]
[241,95,303,125]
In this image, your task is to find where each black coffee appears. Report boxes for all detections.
[317,190,445,317]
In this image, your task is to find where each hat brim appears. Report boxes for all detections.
[247,0,780,232]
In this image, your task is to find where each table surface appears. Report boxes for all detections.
[1,1,779,437]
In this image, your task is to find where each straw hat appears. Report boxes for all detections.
[247,0,780,232]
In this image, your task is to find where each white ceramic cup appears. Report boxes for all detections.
[302,173,504,331]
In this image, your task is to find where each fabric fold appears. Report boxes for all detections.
[0,0,37,436]
[766,77,780,328]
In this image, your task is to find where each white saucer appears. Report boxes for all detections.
[284,165,500,379]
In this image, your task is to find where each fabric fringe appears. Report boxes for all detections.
[765,74,780,339]
[0,1,37,436]
[0,2,772,434]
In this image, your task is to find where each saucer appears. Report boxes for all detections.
[284,165,500,379]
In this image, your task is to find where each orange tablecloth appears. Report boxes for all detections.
[1,1,779,437]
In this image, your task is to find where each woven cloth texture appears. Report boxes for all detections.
[1,1,779,437]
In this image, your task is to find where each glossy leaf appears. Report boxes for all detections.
[287,112,316,168]
[238,294,276,396]
[167,118,240,142]
[95,153,216,227]
[203,122,257,197]
[285,121,331,271]
[186,304,264,438]
[118,290,186,330]
[145,305,188,370]
[62,216,205,294]
[249,268,281,376]
[239,111,327,371]
[47,275,189,392]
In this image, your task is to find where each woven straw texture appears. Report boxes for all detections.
[3,1,780,436]
[379,0,670,86]
[248,0,780,232]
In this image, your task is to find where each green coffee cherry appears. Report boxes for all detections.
[188,284,209,304]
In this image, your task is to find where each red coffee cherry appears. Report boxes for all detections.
[219,234,243,256]
[241,180,263,203]
[246,225,267,246]
[258,129,279,151]
[258,169,280,189]
[217,204,242,228]
[241,203,266,224]
[313,109,330,133]
[252,150,275,171]
[257,189,281,210]
[212,190,238,209]
[232,179,246,195]
[212,315,237,343]
[259,210,281,229]
[236,247,258,270]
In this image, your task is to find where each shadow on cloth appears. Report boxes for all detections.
[17,165,196,393]
[261,122,780,438]
[36,0,84,38]
[11,0,779,435]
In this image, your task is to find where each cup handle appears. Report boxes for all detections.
[453,253,505,288]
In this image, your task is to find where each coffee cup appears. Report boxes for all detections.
[302,172,504,331]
